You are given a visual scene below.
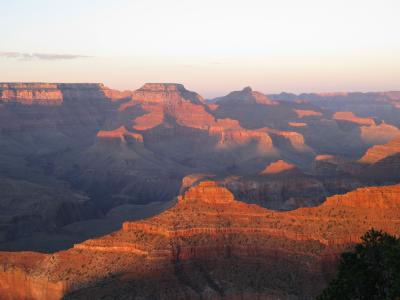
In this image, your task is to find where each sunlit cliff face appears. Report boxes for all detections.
[1,181,400,299]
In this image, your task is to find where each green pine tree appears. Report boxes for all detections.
[318,229,400,300]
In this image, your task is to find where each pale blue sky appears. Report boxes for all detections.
[1,0,399,97]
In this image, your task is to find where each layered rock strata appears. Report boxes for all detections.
[1,181,400,299]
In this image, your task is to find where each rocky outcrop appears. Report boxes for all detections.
[333,111,376,126]
[2,182,400,299]
[260,160,296,175]
[294,109,322,118]
[208,119,276,154]
[359,137,400,164]
[288,122,307,127]
[97,126,143,143]
[121,83,204,108]
[0,83,63,105]
[360,122,400,146]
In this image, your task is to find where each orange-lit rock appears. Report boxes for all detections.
[294,109,322,118]
[1,182,400,299]
[359,136,400,164]
[360,122,400,146]
[260,160,296,175]
[120,83,204,110]
[288,122,307,127]
[0,83,63,105]
[333,111,375,126]
[97,126,143,143]
[215,87,278,105]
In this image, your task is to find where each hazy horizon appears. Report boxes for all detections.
[1,0,399,97]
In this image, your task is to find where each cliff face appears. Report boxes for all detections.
[0,83,63,105]
[359,136,400,164]
[1,181,400,299]
[0,81,399,254]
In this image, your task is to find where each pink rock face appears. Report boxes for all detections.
[120,83,204,109]
[289,122,307,127]
[294,109,322,118]
[260,160,296,175]
[208,119,276,154]
[333,111,376,126]
[266,128,312,153]
[360,122,400,146]
[97,126,143,143]
[359,136,400,164]
[0,83,63,105]
[216,86,278,105]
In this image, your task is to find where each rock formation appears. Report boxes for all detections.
[359,136,400,164]
[333,111,376,126]
[0,81,399,253]
[260,160,296,175]
[294,109,322,118]
[214,86,277,105]
[0,83,63,105]
[1,181,400,299]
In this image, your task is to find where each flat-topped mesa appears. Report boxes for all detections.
[0,82,130,105]
[178,181,235,204]
[0,82,63,105]
[322,185,400,209]
[215,86,277,105]
[294,109,322,118]
[130,83,204,105]
[333,111,376,126]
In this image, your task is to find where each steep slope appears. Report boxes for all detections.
[1,181,400,299]
[359,136,400,164]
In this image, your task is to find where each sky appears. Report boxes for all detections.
[1,0,399,97]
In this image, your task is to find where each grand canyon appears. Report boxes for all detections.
[0,82,399,299]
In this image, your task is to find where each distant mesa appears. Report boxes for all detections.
[121,83,204,108]
[260,160,296,175]
[289,122,307,127]
[215,86,278,105]
[333,111,375,126]
[0,82,63,105]
[294,109,322,118]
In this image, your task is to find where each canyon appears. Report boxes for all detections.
[0,82,400,298]
[1,181,400,299]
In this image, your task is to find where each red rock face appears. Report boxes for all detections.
[1,181,400,299]
[359,136,400,164]
[333,111,376,126]
[260,160,296,175]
